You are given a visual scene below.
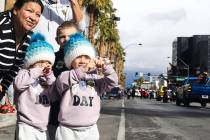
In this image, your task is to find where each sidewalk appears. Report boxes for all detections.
[0,112,16,128]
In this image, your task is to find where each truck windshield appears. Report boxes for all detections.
[187,79,199,84]
[186,78,210,85]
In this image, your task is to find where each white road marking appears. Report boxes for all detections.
[117,98,125,140]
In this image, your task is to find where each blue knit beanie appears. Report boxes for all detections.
[24,33,55,68]
[64,33,96,69]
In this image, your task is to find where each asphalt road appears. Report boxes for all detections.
[124,98,210,140]
[1,98,210,140]
[0,125,15,140]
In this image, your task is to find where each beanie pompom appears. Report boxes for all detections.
[30,32,45,43]
[24,33,55,68]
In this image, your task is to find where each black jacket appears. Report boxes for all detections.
[0,11,32,93]
[52,48,68,77]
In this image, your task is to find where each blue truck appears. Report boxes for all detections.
[176,77,210,107]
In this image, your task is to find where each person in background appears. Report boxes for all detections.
[48,20,81,140]
[53,20,81,77]
[131,87,136,99]
[198,72,208,84]
[0,0,44,105]
[126,88,131,99]
[14,33,56,140]
[33,0,84,52]
[53,33,118,140]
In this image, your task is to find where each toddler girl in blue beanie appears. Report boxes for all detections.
[54,33,118,140]
[14,33,56,140]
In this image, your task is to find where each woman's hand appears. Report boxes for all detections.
[70,0,81,5]
[70,0,77,5]
[69,0,83,22]
[0,85,3,93]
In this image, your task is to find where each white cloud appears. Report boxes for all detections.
[113,0,210,85]
[145,8,187,23]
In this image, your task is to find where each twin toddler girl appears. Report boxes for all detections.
[14,32,118,140]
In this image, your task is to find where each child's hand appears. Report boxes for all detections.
[94,57,111,69]
[43,64,52,77]
[85,59,96,71]
[83,57,111,72]
[94,57,105,69]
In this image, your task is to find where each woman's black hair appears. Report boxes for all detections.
[14,0,44,13]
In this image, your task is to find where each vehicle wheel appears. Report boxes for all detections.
[183,92,190,107]
[201,102,207,107]
[184,101,190,107]
[163,96,168,103]
[176,99,181,106]
[156,96,161,101]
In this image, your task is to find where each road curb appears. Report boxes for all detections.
[0,113,16,128]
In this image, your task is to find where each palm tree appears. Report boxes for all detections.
[96,10,119,54]
[81,0,126,86]
[96,10,126,85]
[82,0,113,44]
[114,44,126,86]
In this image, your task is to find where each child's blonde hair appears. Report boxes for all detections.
[56,20,81,37]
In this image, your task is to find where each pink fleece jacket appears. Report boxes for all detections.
[54,64,118,129]
[14,67,56,131]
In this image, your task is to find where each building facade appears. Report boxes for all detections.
[191,35,210,74]
[169,35,210,80]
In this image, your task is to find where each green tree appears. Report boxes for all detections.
[134,77,144,87]
[81,0,125,86]
[82,0,113,44]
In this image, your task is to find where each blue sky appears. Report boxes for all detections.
[113,0,210,86]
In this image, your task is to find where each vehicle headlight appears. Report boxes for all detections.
[187,85,191,92]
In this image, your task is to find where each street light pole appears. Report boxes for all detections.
[124,43,142,87]
[124,43,142,50]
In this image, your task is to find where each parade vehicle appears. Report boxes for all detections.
[106,86,121,99]
[176,77,210,107]
[156,85,168,102]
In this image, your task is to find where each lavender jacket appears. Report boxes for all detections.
[14,67,56,131]
[55,65,118,129]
